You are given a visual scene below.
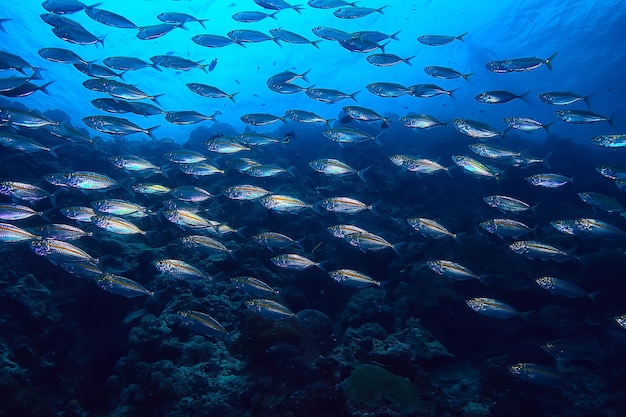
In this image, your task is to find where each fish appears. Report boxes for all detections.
[245,164,291,178]
[306,87,359,103]
[0,107,60,128]
[82,116,159,139]
[28,237,96,263]
[109,155,161,176]
[164,150,208,164]
[162,209,216,230]
[538,91,593,107]
[232,11,279,22]
[341,105,389,125]
[338,37,386,53]
[60,261,105,279]
[165,111,220,125]
[56,171,119,191]
[596,165,626,180]
[616,315,626,329]
[366,82,408,98]
[550,220,577,236]
[590,134,626,148]
[223,184,271,201]
[205,137,250,154]
[389,156,449,175]
[308,0,359,8]
[136,23,184,41]
[0,222,37,242]
[132,183,171,195]
[60,206,96,222]
[191,34,240,48]
[535,276,600,300]
[82,78,163,103]
[541,339,604,362]
[475,90,529,104]
[329,269,380,288]
[102,56,160,71]
[252,232,303,251]
[240,113,285,126]
[452,119,502,138]
[97,274,154,298]
[171,185,213,202]
[270,28,321,48]
[175,162,223,178]
[180,235,234,256]
[572,218,626,238]
[186,83,239,103]
[509,241,572,262]
[157,12,208,28]
[42,0,101,14]
[344,232,402,255]
[316,197,377,215]
[334,6,387,18]
[245,298,295,321]
[177,310,227,337]
[52,26,104,47]
[555,109,613,125]
[366,53,414,67]
[227,29,277,44]
[0,203,45,221]
[424,66,472,81]
[231,276,279,297]
[311,26,353,41]
[73,62,124,80]
[451,155,500,179]
[525,173,573,188]
[32,223,92,241]
[150,55,209,73]
[426,260,482,282]
[466,297,529,320]
[483,195,534,213]
[0,132,58,156]
[507,363,566,386]
[486,52,558,72]
[399,114,446,129]
[309,158,369,182]
[0,181,52,203]
[417,32,468,46]
[84,6,137,28]
[153,259,212,281]
[271,253,325,271]
[91,199,148,217]
[480,219,534,239]
[38,47,89,64]
[323,127,379,144]
[91,215,146,236]
[327,224,371,239]
[468,143,520,160]
[578,191,624,212]
[285,109,333,125]
[503,117,552,133]
[407,83,456,98]
[260,195,314,213]
[407,217,458,239]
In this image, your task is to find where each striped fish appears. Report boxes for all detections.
[28,238,96,263]
[0,222,37,242]
[178,310,227,337]
[97,274,154,298]
[329,269,380,288]
[466,297,529,320]
[153,259,212,281]
[92,215,146,235]
[245,299,295,321]
[230,276,279,297]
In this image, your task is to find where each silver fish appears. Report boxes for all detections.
[271,253,325,271]
[317,197,377,214]
[186,83,238,102]
[408,217,458,239]
[509,241,571,262]
[480,219,534,238]
[452,155,500,179]
[260,195,313,213]
[466,297,528,320]
[475,90,528,104]
[426,260,482,281]
[399,114,446,129]
[153,259,212,281]
[417,32,468,46]
[171,186,213,202]
[508,363,566,386]
[334,6,387,19]
[538,91,592,107]
[590,134,626,148]
[366,53,414,67]
[245,298,295,321]
[29,237,95,263]
[526,173,572,188]
[223,184,270,200]
[407,84,455,98]
[33,223,92,240]
[177,310,227,337]
[91,215,146,235]
[270,28,321,48]
[535,276,600,300]
[232,11,279,22]
[230,276,279,297]
[452,119,502,138]
[306,87,359,103]
[366,82,408,98]
[578,191,624,212]
[424,65,472,81]
[0,181,51,203]
[483,195,533,213]
[0,203,44,221]
[84,7,137,28]
[329,269,380,288]
[137,23,183,40]
[555,109,613,125]
[103,56,160,71]
[0,222,37,242]
[252,232,303,251]
[97,274,154,298]
[157,12,208,28]
[486,52,558,72]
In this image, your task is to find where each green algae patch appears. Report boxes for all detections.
[340,364,424,415]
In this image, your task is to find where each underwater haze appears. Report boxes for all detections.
[2,1,626,417]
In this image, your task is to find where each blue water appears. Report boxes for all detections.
[1,1,626,417]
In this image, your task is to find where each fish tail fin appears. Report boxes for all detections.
[151,94,164,105]
[311,40,322,49]
[349,90,360,103]
[48,144,62,159]
[316,260,328,272]
[228,92,239,103]
[287,166,297,177]
[377,5,388,13]
[542,150,553,169]
[369,201,382,216]
[152,63,162,72]
[97,35,106,48]
[325,118,336,127]
[30,68,44,80]
[269,12,279,20]
[146,125,160,140]
[521,310,533,322]
[391,242,405,257]
[198,19,209,29]
[448,88,458,99]
[543,122,555,135]
[608,113,616,127]
[390,30,401,40]
[545,52,558,70]
[404,55,416,66]
[583,92,596,108]
[589,289,603,304]
[117,70,127,81]
[357,166,371,184]
[300,68,312,83]
[200,64,208,73]
[463,72,474,82]
[457,31,469,41]
[39,81,54,95]
[379,40,390,54]
[520,90,530,104]
[294,5,305,14]
[272,38,282,47]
